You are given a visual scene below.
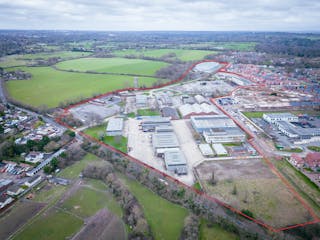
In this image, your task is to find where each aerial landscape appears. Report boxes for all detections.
[0,1,319,240]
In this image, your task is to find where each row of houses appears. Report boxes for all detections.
[290,153,320,171]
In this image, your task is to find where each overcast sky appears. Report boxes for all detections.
[0,0,319,32]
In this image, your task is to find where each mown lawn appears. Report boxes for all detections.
[121,175,188,240]
[62,186,122,218]
[56,57,168,76]
[0,55,27,68]
[83,124,128,153]
[57,153,99,179]
[5,66,162,108]
[13,209,83,240]
[137,108,160,116]
[114,48,216,61]
[199,219,239,240]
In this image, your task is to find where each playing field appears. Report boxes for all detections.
[113,48,216,61]
[56,57,168,76]
[13,209,83,240]
[5,66,163,108]
[61,186,122,218]
[121,174,188,240]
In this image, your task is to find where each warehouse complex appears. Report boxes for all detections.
[178,103,219,119]
[190,115,246,143]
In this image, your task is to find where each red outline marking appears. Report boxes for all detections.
[55,60,320,233]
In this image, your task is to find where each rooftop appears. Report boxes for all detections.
[198,144,214,156]
[263,112,297,119]
[152,132,179,149]
[191,115,236,129]
[164,150,187,166]
[106,118,124,132]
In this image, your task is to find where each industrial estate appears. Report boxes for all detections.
[0,31,319,240]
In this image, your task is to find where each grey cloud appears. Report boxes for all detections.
[0,0,318,31]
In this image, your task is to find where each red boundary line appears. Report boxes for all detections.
[55,60,320,233]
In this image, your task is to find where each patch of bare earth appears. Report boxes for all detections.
[72,208,126,240]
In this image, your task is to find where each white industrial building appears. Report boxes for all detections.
[198,144,214,157]
[106,118,124,136]
[263,113,298,124]
[179,103,219,119]
[212,144,228,156]
[203,128,246,143]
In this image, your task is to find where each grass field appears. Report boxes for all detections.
[196,159,312,228]
[120,174,188,240]
[57,153,100,179]
[137,108,160,116]
[114,48,216,61]
[83,124,128,152]
[242,110,320,119]
[5,66,162,108]
[273,159,320,216]
[0,201,45,240]
[180,42,256,51]
[199,219,239,240]
[0,55,27,68]
[56,57,168,76]
[21,51,91,60]
[13,209,83,240]
[62,186,122,218]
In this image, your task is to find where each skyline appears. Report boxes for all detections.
[0,0,319,32]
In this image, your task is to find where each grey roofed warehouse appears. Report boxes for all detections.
[106,118,124,136]
[190,115,236,133]
[164,150,188,175]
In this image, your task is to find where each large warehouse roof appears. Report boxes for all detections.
[152,132,179,149]
[179,103,218,118]
[191,115,236,130]
[164,150,187,166]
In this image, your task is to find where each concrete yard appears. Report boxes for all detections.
[126,118,195,185]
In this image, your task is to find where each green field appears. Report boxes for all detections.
[21,51,91,60]
[200,219,239,240]
[56,57,168,76]
[121,175,188,240]
[114,48,216,61]
[62,186,122,218]
[137,108,160,116]
[0,55,27,68]
[13,209,83,240]
[84,124,128,153]
[6,66,162,108]
[58,153,100,179]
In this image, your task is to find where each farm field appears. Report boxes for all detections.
[0,201,45,240]
[120,174,188,240]
[13,209,83,240]
[196,159,312,228]
[0,55,28,68]
[199,219,239,240]
[113,48,216,61]
[180,42,256,51]
[57,153,100,179]
[56,57,168,76]
[21,51,91,60]
[83,124,128,153]
[5,66,162,108]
